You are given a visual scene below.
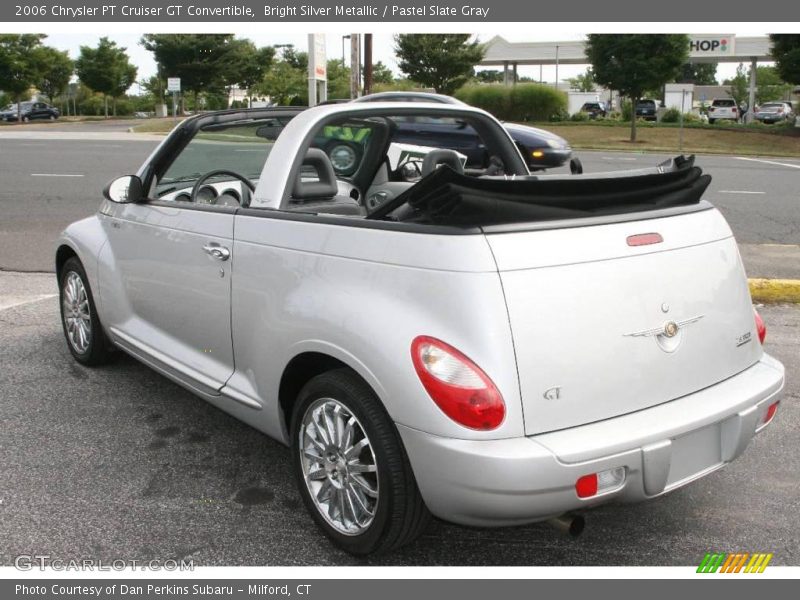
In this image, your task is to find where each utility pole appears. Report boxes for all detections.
[349,34,361,99]
[363,34,373,96]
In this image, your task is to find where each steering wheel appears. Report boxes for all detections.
[190,170,255,206]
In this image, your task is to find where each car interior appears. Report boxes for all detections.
[150,108,527,218]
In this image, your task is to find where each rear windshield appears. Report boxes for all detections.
[712,99,736,107]
[636,101,656,107]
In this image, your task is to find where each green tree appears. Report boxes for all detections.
[327,59,351,99]
[254,61,306,105]
[0,34,46,121]
[280,46,308,71]
[75,37,137,118]
[217,39,275,100]
[566,68,595,92]
[370,61,394,85]
[723,63,749,108]
[394,34,485,95]
[34,47,73,108]
[770,34,800,84]
[585,34,689,141]
[676,63,717,85]
[724,64,792,106]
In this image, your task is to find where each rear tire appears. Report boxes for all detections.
[291,369,430,555]
[59,257,115,366]
[708,118,716,124]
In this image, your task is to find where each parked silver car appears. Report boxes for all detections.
[754,102,796,124]
[56,104,785,555]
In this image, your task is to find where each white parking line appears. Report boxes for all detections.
[734,157,800,170]
[30,173,85,177]
[0,294,57,311]
[718,190,766,195]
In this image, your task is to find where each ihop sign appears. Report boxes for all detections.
[689,35,736,57]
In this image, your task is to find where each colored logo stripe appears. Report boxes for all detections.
[697,553,773,573]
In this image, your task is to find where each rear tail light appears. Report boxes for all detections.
[411,336,505,430]
[709,107,715,112]
[575,467,626,498]
[732,107,738,113]
[763,401,779,425]
[754,308,766,344]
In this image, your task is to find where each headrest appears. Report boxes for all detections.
[422,149,465,177]
[292,148,339,199]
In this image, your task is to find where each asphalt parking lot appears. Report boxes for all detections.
[0,271,798,566]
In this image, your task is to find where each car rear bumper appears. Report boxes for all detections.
[398,353,784,527]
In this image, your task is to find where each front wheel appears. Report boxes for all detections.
[291,369,430,555]
[59,257,115,366]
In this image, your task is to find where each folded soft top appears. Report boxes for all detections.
[370,154,711,227]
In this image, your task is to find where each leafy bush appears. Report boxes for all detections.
[455,83,566,121]
[569,111,591,122]
[660,108,682,123]
[455,84,509,118]
[507,84,566,121]
[621,98,633,121]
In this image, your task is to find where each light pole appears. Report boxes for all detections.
[555,45,560,90]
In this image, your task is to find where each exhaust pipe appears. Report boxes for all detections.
[546,513,585,538]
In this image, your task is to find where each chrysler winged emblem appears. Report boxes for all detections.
[624,314,704,353]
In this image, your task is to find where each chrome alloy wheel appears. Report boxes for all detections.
[299,398,379,535]
[62,271,92,354]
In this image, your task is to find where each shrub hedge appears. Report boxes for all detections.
[455,83,567,121]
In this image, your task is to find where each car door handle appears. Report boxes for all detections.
[202,243,230,261]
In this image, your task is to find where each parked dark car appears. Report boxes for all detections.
[352,91,572,170]
[580,101,607,119]
[0,101,60,122]
[634,99,658,121]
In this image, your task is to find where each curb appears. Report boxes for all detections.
[749,278,800,304]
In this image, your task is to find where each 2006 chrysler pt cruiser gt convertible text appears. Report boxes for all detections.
[56,103,785,555]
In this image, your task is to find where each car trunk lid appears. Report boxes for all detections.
[485,208,762,435]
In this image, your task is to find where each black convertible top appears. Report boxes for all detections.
[370,155,711,227]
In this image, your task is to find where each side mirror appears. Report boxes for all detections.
[103,175,143,204]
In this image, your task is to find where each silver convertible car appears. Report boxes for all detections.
[56,103,785,555]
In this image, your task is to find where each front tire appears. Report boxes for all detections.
[291,369,430,555]
[59,257,115,366]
